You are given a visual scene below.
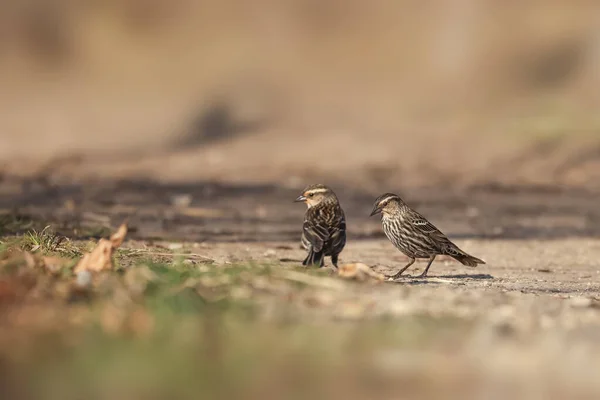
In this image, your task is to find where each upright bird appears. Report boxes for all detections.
[294,184,346,268]
[370,193,485,278]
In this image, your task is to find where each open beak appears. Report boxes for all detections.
[294,195,307,203]
[369,205,381,217]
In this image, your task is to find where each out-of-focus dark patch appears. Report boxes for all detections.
[514,38,586,90]
[0,0,74,67]
[173,101,265,148]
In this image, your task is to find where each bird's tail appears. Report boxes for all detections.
[452,252,485,267]
[303,250,325,267]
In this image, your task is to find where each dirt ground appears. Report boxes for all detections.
[2,2,600,397]
[2,169,600,398]
[2,104,600,399]
[192,237,600,398]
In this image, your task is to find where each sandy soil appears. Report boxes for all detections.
[2,2,600,397]
[2,147,600,399]
[184,237,600,398]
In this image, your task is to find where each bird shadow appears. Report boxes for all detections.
[279,258,302,263]
[434,273,494,280]
[386,273,494,284]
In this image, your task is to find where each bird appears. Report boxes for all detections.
[294,184,346,268]
[370,193,485,279]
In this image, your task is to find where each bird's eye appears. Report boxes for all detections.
[308,193,314,197]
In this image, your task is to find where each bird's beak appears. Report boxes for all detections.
[294,195,307,203]
[370,205,381,217]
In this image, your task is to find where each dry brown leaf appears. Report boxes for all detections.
[109,223,128,248]
[74,223,128,273]
[74,240,113,273]
[338,263,385,282]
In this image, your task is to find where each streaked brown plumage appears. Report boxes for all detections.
[294,184,346,268]
[370,193,485,279]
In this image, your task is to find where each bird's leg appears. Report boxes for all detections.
[331,254,339,269]
[302,252,310,266]
[313,251,324,267]
[416,255,436,278]
[386,258,415,280]
[303,250,317,266]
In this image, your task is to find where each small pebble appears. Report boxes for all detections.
[75,270,93,289]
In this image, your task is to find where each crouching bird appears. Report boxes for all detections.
[370,193,485,279]
[294,184,346,268]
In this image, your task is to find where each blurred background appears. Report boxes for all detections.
[3,2,600,399]
[2,0,600,188]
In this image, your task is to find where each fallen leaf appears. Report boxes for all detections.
[74,223,128,273]
[338,263,385,282]
[73,241,112,273]
[109,223,128,248]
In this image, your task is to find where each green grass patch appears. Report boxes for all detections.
[21,303,467,400]
[0,231,471,400]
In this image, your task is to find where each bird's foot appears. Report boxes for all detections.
[414,272,429,279]
[385,273,404,281]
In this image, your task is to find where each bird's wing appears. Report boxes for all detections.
[328,209,346,250]
[406,209,449,242]
[302,211,330,253]
[406,209,466,256]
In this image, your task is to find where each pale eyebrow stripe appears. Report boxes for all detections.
[378,195,396,205]
[306,188,329,195]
